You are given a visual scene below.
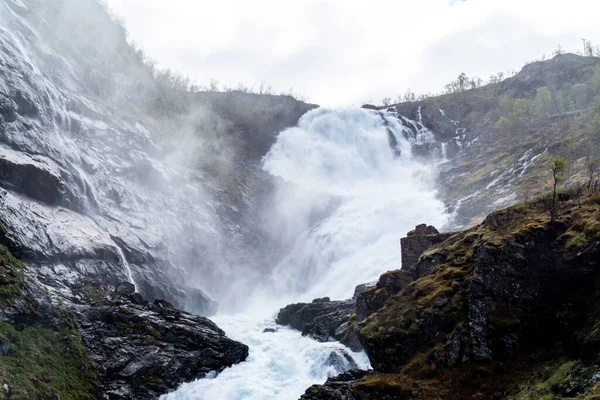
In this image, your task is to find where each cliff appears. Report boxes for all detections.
[0,0,314,397]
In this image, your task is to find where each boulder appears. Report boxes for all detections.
[79,294,249,399]
[353,282,375,300]
[115,282,135,296]
[276,299,354,342]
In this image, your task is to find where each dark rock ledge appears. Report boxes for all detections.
[79,283,249,399]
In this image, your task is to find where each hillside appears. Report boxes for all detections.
[381,54,600,228]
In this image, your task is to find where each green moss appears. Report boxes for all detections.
[0,322,97,399]
[511,360,580,400]
[0,245,25,307]
[565,231,588,249]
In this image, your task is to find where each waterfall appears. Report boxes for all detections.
[164,107,449,400]
[262,107,447,301]
[114,245,137,290]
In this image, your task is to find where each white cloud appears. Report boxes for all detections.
[105,0,600,106]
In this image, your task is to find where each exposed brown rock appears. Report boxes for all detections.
[400,224,453,274]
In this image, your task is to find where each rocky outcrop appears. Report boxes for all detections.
[341,270,413,352]
[78,288,249,399]
[300,370,370,400]
[194,91,318,163]
[400,224,453,274]
[276,297,354,342]
[315,194,600,399]
[0,247,249,400]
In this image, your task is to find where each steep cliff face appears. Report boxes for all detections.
[0,0,315,311]
[0,0,315,397]
[302,192,600,400]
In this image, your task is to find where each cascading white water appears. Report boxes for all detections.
[163,108,449,400]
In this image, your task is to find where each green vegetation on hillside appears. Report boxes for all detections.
[0,244,97,399]
[0,245,24,307]
[0,323,96,400]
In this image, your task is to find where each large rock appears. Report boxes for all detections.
[300,370,370,400]
[78,290,249,399]
[276,298,355,342]
[0,146,85,211]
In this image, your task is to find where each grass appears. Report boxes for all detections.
[0,243,97,399]
[0,322,97,400]
[0,245,25,307]
[510,360,581,400]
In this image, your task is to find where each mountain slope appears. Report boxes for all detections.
[385,54,600,227]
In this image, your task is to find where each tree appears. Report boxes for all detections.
[586,155,600,190]
[550,156,568,222]
[403,89,416,102]
[533,86,553,119]
[382,97,392,107]
[592,62,600,93]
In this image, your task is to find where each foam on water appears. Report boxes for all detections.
[162,313,369,400]
[163,107,449,399]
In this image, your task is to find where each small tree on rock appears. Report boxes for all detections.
[550,156,568,222]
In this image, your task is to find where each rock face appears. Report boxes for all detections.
[342,270,413,352]
[276,297,354,342]
[400,224,453,274]
[0,0,317,317]
[0,1,315,398]
[300,370,370,400]
[79,290,249,399]
[317,195,600,399]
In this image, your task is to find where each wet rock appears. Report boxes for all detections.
[0,146,77,208]
[115,282,135,296]
[128,292,145,305]
[263,327,277,333]
[323,350,358,373]
[300,370,370,400]
[153,299,173,310]
[276,299,354,342]
[79,294,249,399]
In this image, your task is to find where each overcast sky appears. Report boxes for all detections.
[105,0,599,106]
